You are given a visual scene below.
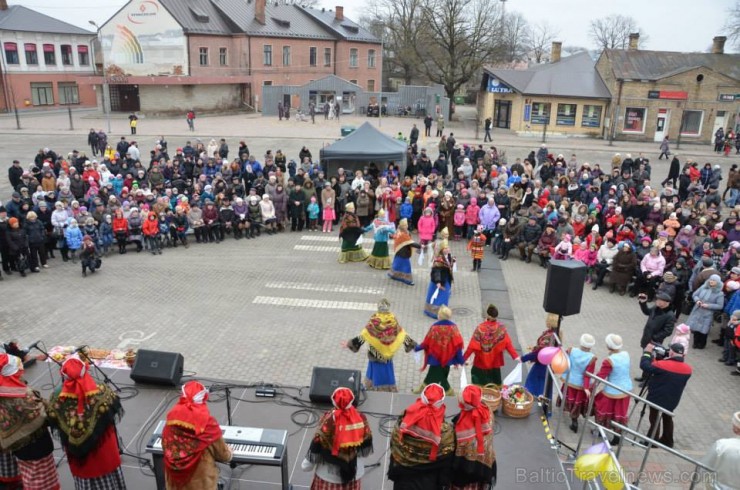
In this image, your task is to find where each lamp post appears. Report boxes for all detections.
[89,20,111,134]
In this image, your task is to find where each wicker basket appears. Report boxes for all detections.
[481,384,502,412]
[502,391,534,418]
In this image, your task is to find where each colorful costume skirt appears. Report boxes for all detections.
[471,366,502,386]
[72,466,127,490]
[338,240,369,263]
[310,474,361,490]
[17,454,60,490]
[592,393,630,428]
[367,241,391,269]
[365,360,397,392]
[388,256,414,284]
[524,362,547,398]
[563,385,590,418]
[0,452,20,488]
[424,281,451,318]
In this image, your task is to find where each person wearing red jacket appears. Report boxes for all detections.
[464,304,520,386]
[111,209,129,254]
[142,211,161,255]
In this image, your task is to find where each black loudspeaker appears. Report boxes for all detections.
[543,259,586,316]
[309,367,362,404]
[130,349,184,386]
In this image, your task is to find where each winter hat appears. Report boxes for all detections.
[486,304,498,319]
[727,281,740,291]
[669,212,677,219]
[669,343,685,355]
[605,334,623,351]
[655,292,672,302]
[663,271,676,283]
[702,256,714,267]
[7,217,18,228]
[498,218,506,226]
[592,224,599,232]
[731,266,740,275]
[675,324,690,335]
[580,334,596,349]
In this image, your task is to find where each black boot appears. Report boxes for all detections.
[569,419,578,433]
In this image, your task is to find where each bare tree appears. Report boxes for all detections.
[279,0,320,6]
[526,21,559,63]
[725,1,740,48]
[414,0,501,111]
[496,11,529,62]
[562,45,589,55]
[589,14,649,51]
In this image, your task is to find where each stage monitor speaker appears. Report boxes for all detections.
[309,367,361,404]
[543,259,586,317]
[130,349,184,386]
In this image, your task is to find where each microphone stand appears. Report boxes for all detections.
[28,342,63,390]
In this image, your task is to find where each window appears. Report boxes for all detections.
[530,102,551,124]
[4,42,18,64]
[367,79,375,92]
[219,47,227,66]
[282,46,291,66]
[309,47,317,67]
[263,45,272,66]
[681,110,704,136]
[61,44,73,65]
[59,82,79,105]
[24,43,38,65]
[263,80,272,86]
[367,49,376,68]
[623,107,647,133]
[199,47,208,66]
[31,82,54,105]
[556,103,576,126]
[349,48,358,68]
[581,105,602,127]
[77,45,89,65]
[324,47,331,67]
[43,44,56,65]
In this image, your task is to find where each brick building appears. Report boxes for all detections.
[96,0,381,114]
[0,1,96,112]
[596,34,740,144]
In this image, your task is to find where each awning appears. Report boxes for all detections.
[43,44,55,53]
[24,43,36,51]
[77,45,88,53]
[3,42,17,51]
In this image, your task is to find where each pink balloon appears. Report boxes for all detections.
[584,442,610,455]
[537,346,560,365]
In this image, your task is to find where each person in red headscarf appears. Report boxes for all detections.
[161,381,232,490]
[301,387,373,489]
[415,306,465,396]
[0,353,60,490]
[451,385,496,490]
[46,356,126,489]
[388,383,455,489]
[464,304,520,386]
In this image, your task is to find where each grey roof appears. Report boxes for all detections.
[320,122,407,161]
[484,52,611,99]
[211,0,335,39]
[299,6,380,43]
[0,5,93,35]
[602,49,740,82]
[159,0,240,35]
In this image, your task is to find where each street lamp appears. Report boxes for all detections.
[89,20,111,134]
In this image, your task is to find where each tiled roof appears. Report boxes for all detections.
[299,6,380,43]
[159,0,240,35]
[602,49,740,82]
[0,5,93,35]
[212,0,335,39]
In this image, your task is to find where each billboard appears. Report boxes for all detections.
[101,0,187,77]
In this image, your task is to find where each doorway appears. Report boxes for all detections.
[493,100,511,129]
[712,111,726,138]
[654,108,670,142]
[109,84,140,112]
[282,94,291,109]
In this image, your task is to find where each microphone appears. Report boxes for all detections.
[27,340,42,351]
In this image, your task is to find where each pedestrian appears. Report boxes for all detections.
[142,211,161,255]
[278,101,284,120]
[634,291,675,383]
[467,227,485,272]
[661,155,680,188]
[687,274,725,349]
[659,136,670,160]
[563,334,597,433]
[700,411,740,488]
[424,113,432,137]
[409,124,419,146]
[450,385,496,490]
[23,210,47,272]
[415,306,465,395]
[87,128,99,156]
[589,334,632,445]
[309,101,315,124]
[436,113,444,137]
[79,235,99,276]
[186,109,195,131]
[128,112,138,135]
[463,304,519,386]
[484,117,492,142]
[639,342,692,448]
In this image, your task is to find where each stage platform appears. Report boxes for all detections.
[23,362,566,489]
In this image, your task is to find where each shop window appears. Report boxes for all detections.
[24,43,37,65]
[581,105,602,127]
[681,110,704,136]
[324,47,331,67]
[530,102,551,124]
[4,42,18,64]
[59,82,79,105]
[43,44,56,65]
[623,107,647,133]
[77,45,89,65]
[31,82,54,105]
[309,47,317,67]
[61,44,73,65]
[349,48,358,68]
[556,103,576,126]
[263,45,272,66]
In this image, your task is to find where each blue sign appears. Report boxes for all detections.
[523,104,531,122]
[487,77,513,94]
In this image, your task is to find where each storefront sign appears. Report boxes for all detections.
[647,90,688,100]
[718,93,740,102]
[523,104,531,122]
[487,77,513,94]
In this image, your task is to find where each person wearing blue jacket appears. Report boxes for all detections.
[399,197,413,225]
[64,218,83,263]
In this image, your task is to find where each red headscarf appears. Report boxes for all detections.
[0,354,26,398]
[455,385,492,454]
[419,318,464,370]
[60,357,99,414]
[162,381,223,487]
[400,383,446,460]
[330,387,365,456]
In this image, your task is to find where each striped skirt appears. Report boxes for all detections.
[17,454,61,490]
[310,474,361,490]
[73,466,127,489]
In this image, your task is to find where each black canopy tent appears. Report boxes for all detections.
[319,122,408,176]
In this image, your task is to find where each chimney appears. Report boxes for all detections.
[0,0,7,11]
[255,0,266,25]
[712,36,727,54]
[551,41,562,63]
[335,6,343,21]
[628,32,639,51]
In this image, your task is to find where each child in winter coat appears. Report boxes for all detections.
[82,217,99,252]
[399,197,413,225]
[142,211,161,255]
[64,218,83,263]
[453,204,466,240]
[159,213,172,248]
[307,196,320,231]
[79,235,99,277]
[465,197,480,239]
[322,197,335,233]
[416,207,437,261]
[573,241,598,283]
[552,234,573,260]
[669,323,691,357]
[99,215,114,255]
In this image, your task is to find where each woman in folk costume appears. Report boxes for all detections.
[415,306,465,395]
[161,381,233,489]
[364,209,396,270]
[588,334,632,445]
[302,387,373,490]
[521,313,559,397]
[0,353,61,490]
[463,304,520,386]
[451,385,496,490]
[424,244,456,319]
[338,203,369,263]
[46,356,126,489]
[343,299,417,392]
[467,226,485,272]
[388,384,455,490]
[562,334,597,433]
[388,218,421,285]
[429,227,450,267]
